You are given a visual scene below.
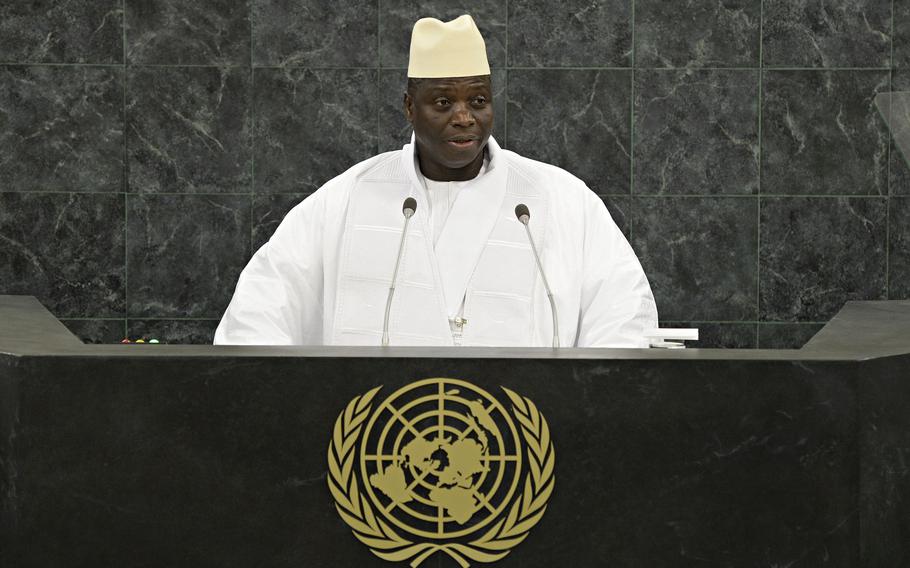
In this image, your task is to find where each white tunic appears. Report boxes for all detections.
[422,156,488,246]
[214,137,658,347]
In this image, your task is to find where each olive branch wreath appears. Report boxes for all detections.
[327,385,555,568]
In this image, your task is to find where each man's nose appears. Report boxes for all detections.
[450,103,475,126]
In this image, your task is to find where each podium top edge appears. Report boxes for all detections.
[2,296,909,362]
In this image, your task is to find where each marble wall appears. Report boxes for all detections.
[0,1,906,348]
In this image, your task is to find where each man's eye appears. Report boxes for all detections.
[472,97,488,105]
[434,98,451,107]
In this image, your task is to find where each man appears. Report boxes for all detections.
[214,15,657,347]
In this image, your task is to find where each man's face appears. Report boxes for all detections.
[404,75,494,181]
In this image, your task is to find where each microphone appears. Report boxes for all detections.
[515,204,560,348]
[382,197,418,346]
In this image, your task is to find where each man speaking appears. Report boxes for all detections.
[215,15,658,348]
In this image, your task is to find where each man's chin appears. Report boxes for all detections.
[440,141,486,167]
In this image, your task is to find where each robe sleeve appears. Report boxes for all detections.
[575,191,658,348]
[213,192,327,345]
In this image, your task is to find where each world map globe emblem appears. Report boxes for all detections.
[328,378,555,567]
[362,378,521,539]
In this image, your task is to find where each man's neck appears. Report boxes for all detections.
[417,148,487,182]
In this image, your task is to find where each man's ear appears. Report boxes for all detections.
[403,92,414,124]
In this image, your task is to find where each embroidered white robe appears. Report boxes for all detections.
[214,137,658,347]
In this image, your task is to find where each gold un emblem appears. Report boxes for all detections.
[327,378,555,567]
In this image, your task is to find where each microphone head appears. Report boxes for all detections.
[402,197,417,217]
[515,203,530,224]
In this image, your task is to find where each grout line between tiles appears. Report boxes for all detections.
[377,0,382,152]
[124,317,223,321]
[629,0,636,240]
[0,190,261,196]
[887,0,895,298]
[377,0,381,69]
[122,0,129,338]
[757,0,764,325]
[602,193,889,199]
[60,317,127,321]
[661,321,829,325]
[0,190,892,198]
[250,2,255,258]
[504,0,509,148]
[0,63,898,71]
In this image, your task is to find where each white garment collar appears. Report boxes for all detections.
[407,133,503,187]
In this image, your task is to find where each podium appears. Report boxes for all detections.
[1,295,909,567]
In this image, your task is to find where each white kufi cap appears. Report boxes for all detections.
[407,15,490,78]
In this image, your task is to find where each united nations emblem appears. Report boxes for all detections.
[327,378,555,567]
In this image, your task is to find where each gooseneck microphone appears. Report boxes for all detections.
[382,197,418,346]
[515,204,560,348]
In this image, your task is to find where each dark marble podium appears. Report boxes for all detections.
[1,295,908,568]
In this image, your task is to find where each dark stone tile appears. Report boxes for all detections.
[660,321,758,348]
[896,68,910,91]
[61,319,125,344]
[507,69,630,194]
[892,68,910,195]
[759,197,887,321]
[0,1,122,64]
[251,0,378,67]
[889,70,910,195]
[127,319,219,344]
[889,197,910,300]
[892,133,910,196]
[758,323,825,349]
[0,193,125,318]
[634,69,759,195]
[634,0,760,68]
[762,71,889,195]
[897,2,910,72]
[0,66,123,192]
[598,195,630,238]
[126,0,251,65]
[632,196,758,321]
[127,194,251,318]
[378,69,412,153]
[252,193,309,251]
[378,68,506,153]
[762,0,891,68]
[379,1,506,68]
[508,0,631,67]
[254,68,378,193]
[127,67,251,194]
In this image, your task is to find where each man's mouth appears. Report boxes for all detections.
[447,136,479,148]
